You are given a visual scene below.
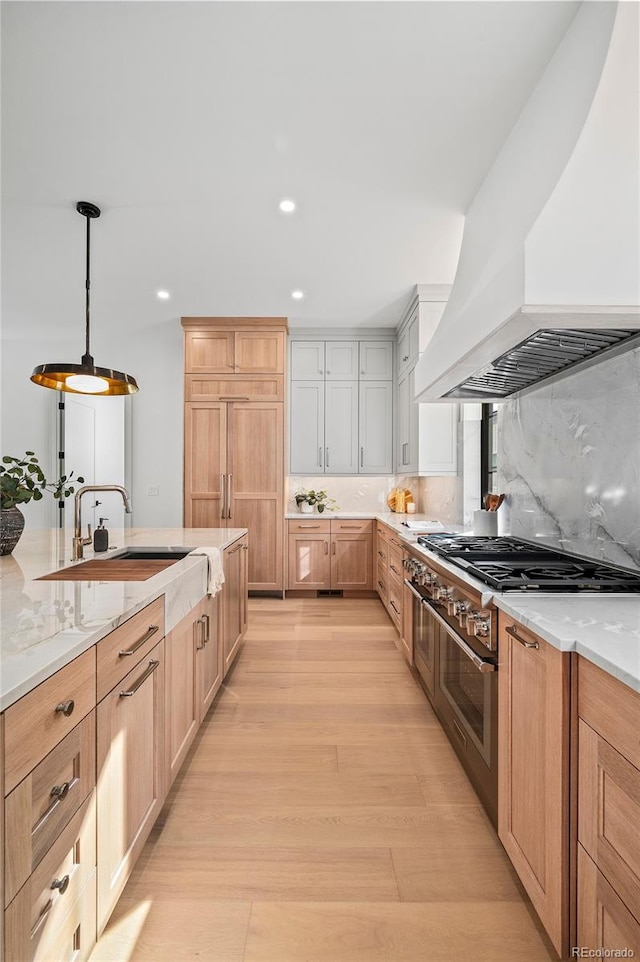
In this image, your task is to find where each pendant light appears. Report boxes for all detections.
[31,201,139,395]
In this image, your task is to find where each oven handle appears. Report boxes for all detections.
[404,579,426,602]
[426,601,496,674]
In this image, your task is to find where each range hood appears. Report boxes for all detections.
[414,3,640,402]
[443,322,640,400]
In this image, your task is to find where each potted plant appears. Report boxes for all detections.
[0,452,84,555]
[294,488,338,514]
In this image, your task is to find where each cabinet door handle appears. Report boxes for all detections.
[403,354,409,362]
[194,617,205,650]
[360,447,364,467]
[220,473,226,520]
[325,447,329,468]
[227,474,233,519]
[318,446,323,468]
[324,540,329,555]
[219,396,249,401]
[119,624,159,657]
[55,699,75,717]
[119,659,160,697]
[332,542,336,555]
[505,625,540,650]
[202,613,210,644]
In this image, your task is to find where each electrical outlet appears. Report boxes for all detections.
[146,485,159,497]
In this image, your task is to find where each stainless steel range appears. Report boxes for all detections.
[417,534,640,592]
[404,534,640,828]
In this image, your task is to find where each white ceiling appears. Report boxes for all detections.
[1,0,581,341]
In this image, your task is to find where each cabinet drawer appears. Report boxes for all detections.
[387,533,404,553]
[579,718,640,921]
[4,649,96,796]
[97,596,165,701]
[5,712,95,906]
[5,793,96,962]
[186,374,284,402]
[387,551,404,583]
[288,519,331,534]
[376,522,389,544]
[330,519,372,534]
[388,581,403,631]
[579,657,640,771]
[578,845,640,954]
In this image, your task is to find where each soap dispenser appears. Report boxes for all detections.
[94,518,109,553]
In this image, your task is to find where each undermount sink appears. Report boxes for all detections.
[37,548,194,582]
[107,548,193,561]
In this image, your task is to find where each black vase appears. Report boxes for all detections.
[0,507,25,555]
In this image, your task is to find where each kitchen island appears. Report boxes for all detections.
[0,526,249,961]
[0,526,247,710]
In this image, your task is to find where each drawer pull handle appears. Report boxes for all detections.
[119,624,159,657]
[506,625,539,650]
[390,600,400,614]
[390,565,400,575]
[119,659,160,698]
[51,875,70,894]
[298,524,320,529]
[339,525,361,530]
[219,396,249,401]
[32,778,78,833]
[55,699,75,717]
[202,613,210,644]
[30,899,54,938]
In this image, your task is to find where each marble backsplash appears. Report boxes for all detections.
[497,344,640,570]
[286,476,421,513]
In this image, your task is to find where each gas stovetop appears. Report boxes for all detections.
[416,534,640,592]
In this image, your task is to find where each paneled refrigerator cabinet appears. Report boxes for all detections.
[183,318,287,593]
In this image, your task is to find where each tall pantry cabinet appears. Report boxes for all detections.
[182,317,287,593]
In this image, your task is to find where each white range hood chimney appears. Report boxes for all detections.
[415,1,640,402]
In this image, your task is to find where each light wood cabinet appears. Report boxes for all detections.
[577,658,640,949]
[2,653,98,962]
[165,594,223,786]
[183,318,286,593]
[96,639,166,934]
[222,535,249,676]
[183,321,285,375]
[286,519,373,592]
[498,618,570,957]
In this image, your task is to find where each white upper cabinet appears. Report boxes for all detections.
[325,341,359,380]
[289,336,394,476]
[291,341,325,380]
[359,382,393,474]
[359,341,394,380]
[395,286,458,476]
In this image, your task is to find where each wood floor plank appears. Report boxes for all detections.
[91,899,251,962]
[118,846,400,902]
[154,803,492,849]
[243,901,557,962]
[391,843,523,902]
[186,743,339,773]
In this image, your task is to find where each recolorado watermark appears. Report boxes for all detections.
[572,950,635,959]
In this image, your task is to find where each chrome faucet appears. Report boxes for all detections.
[72,485,132,560]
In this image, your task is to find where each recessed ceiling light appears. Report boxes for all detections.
[291,290,304,300]
[279,199,296,213]
[156,290,170,300]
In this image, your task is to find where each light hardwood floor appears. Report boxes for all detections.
[91,597,558,962]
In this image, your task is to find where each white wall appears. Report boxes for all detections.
[1,324,185,530]
[414,1,616,398]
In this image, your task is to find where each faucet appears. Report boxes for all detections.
[72,485,132,560]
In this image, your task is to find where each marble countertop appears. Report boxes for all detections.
[0,527,246,711]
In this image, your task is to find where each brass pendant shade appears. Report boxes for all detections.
[31,202,139,396]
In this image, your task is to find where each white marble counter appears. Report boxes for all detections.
[0,527,246,710]
[493,594,640,693]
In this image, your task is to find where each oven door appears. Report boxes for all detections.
[429,601,498,826]
[406,580,436,704]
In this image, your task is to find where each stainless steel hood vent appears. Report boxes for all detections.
[444,329,640,399]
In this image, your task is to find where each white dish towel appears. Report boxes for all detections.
[189,547,225,596]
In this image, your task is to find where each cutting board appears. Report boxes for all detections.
[37,559,178,581]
